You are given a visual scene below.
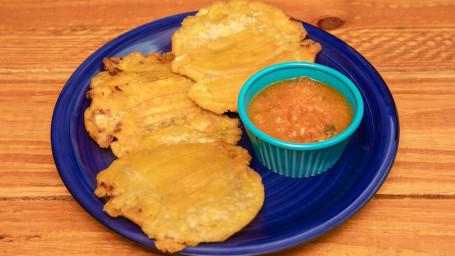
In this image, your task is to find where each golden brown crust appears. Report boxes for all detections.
[95,142,264,253]
[84,51,242,157]
[171,0,321,114]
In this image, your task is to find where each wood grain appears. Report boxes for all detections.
[1,198,454,256]
[1,0,454,255]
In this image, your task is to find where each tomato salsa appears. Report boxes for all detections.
[248,77,352,144]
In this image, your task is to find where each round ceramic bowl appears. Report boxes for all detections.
[238,62,364,178]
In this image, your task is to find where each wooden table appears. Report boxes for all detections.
[1,0,454,255]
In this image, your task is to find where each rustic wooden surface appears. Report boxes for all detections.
[1,0,454,255]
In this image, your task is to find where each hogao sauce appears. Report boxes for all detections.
[248,77,352,143]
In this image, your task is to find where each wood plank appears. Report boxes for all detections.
[1,1,455,70]
[0,199,155,256]
[2,71,455,197]
[0,70,68,197]
[284,197,455,256]
[333,28,455,72]
[0,198,453,255]
[1,0,454,30]
[376,74,455,195]
[2,27,455,72]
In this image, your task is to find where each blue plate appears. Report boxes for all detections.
[51,12,399,255]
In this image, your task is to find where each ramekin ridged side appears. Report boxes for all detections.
[246,129,350,177]
[238,62,364,178]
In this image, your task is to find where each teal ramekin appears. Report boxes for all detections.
[238,62,364,178]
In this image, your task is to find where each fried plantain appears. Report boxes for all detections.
[171,0,321,114]
[95,141,264,253]
[84,51,242,158]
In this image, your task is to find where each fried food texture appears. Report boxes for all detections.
[94,142,265,253]
[84,52,242,158]
[171,0,322,114]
